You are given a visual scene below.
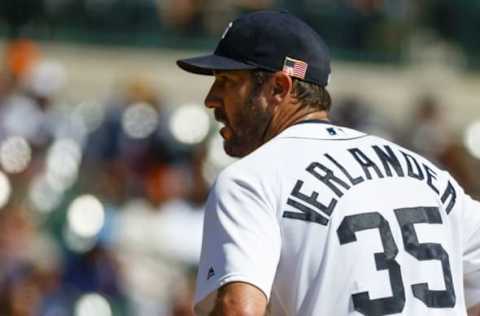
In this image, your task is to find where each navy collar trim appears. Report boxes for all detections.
[292,119,332,126]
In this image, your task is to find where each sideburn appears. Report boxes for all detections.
[241,89,273,149]
[225,72,274,157]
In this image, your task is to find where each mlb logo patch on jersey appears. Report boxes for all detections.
[327,127,337,136]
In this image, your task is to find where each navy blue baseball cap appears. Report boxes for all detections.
[177,10,331,87]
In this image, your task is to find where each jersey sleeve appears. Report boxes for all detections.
[193,167,281,315]
[461,188,480,308]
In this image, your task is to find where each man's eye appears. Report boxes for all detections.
[215,75,237,86]
[215,76,227,83]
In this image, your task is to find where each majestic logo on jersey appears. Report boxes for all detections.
[283,144,457,225]
[207,266,215,280]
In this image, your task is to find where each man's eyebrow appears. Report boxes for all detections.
[213,70,227,77]
[214,72,238,81]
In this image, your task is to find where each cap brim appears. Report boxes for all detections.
[177,54,257,75]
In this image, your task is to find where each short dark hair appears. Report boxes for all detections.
[250,70,331,111]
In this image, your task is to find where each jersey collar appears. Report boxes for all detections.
[292,119,332,126]
[276,121,366,140]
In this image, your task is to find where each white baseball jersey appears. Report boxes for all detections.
[194,121,480,316]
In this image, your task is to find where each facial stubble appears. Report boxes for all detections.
[223,92,272,158]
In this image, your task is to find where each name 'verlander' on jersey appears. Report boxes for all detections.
[283,144,457,225]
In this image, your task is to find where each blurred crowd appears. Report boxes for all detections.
[0,39,231,316]
[0,32,479,316]
[1,0,480,64]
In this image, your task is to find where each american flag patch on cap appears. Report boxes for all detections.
[282,57,308,79]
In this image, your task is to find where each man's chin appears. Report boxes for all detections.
[223,140,250,158]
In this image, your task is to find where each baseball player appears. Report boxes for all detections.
[177,10,480,316]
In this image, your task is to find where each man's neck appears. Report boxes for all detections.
[263,105,329,142]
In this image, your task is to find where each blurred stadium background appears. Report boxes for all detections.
[0,0,479,315]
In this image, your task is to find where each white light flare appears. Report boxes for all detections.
[71,101,105,134]
[27,60,67,98]
[0,172,11,209]
[67,195,105,238]
[54,112,88,146]
[207,133,236,169]
[29,175,63,213]
[63,225,97,253]
[46,139,82,191]
[0,136,32,173]
[203,134,237,184]
[121,102,158,139]
[75,293,112,316]
[169,103,210,145]
[464,121,480,159]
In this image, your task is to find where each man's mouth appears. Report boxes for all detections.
[220,125,233,140]
[215,111,232,139]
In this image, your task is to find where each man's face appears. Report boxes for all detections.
[205,70,272,158]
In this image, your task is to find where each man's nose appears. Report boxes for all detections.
[204,85,222,109]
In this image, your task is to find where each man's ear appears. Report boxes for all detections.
[269,71,293,105]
